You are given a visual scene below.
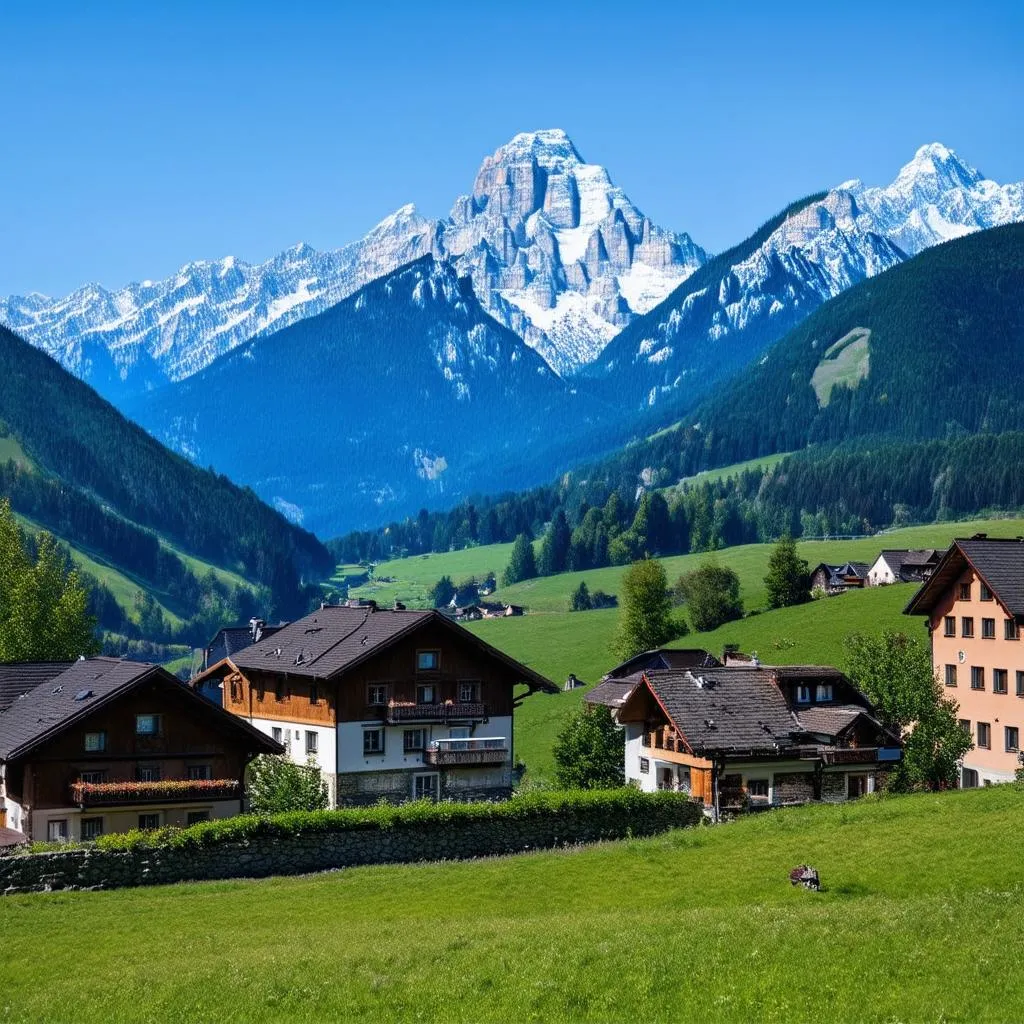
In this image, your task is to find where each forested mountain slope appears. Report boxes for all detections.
[0,323,332,643]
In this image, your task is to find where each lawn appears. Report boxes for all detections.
[3,786,1023,1022]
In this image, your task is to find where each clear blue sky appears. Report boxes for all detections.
[2,0,1021,297]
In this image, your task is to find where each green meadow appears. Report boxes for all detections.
[3,786,1022,1022]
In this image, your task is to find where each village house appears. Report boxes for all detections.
[584,648,722,715]
[0,658,281,843]
[904,535,1024,786]
[191,602,557,805]
[810,561,870,595]
[868,549,941,586]
[203,618,289,671]
[592,663,900,816]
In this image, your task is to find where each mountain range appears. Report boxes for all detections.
[2,133,1022,537]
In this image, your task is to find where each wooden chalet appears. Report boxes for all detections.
[0,658,281,842]
[192,604,557,805]
[607,664,901,817]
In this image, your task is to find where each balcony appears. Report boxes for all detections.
[424,737,509,766]
[70,779,240,807]
[386,701,487,724]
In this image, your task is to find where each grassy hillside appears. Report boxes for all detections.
[3,787,1023,1022]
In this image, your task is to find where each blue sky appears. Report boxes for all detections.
[1,0,1021,296]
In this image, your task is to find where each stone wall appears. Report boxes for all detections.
[0,796,702,895]
[774,772,816,804]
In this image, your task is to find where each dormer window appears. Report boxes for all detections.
[980,582,993,602]
[796,685,811,704]
[815,684,833,702]
[417,650,440,672]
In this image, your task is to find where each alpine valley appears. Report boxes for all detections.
[2,132,1023,536]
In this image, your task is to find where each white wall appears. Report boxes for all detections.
[336,716,513,775]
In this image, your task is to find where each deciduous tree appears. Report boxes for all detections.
[246,755,330,814]
[552,705,625,789]
[614,559,685,658]
[676,559,744,632]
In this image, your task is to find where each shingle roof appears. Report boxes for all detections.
[603,648,721,681]
[906,538,1024,617]
[0,663,71,713]
[205,624,287,668]
[584,678,639,708]
[644,668,799,755]
[212,605,558,692]
[0,826,27,848]
[796,706,867,736]
[0,658,282,761]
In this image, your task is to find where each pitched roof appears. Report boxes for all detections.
[205,623,287,668]
[0,826,27,848]
[641,668,799,755]
[0,658,282,762]
[584,678,639,709]
[875,549,940,575]
[0,663,71,713]
[905,537,1024,617]
[796,705,869,736]
[603,648,721,681]
[202,604,558,692]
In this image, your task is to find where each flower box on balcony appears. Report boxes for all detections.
[70,779,240,807]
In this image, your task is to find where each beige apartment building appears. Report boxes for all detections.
[905,536,1024,786]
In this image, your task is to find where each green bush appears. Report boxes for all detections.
[64,789,698,854]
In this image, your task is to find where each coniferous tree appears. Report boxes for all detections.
[537,510,571,576]
[430,575,456,608]
[764,534,811,608]
[502,533,537,586]
[570,580,592,612]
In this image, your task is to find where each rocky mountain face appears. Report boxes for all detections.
[589,144,1024,412]
[438,129,707,374]
[1,130,702,396]
[123,256,617,536]
[0,205,437,402]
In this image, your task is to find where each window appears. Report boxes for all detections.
[136,763,162,782]
[796,685,811,704]
[272,726,283,743]
[815,684,833,702]
[275,679,287,702]
[994,669,1008,695]
[135,714,160,736]
[1018,671,1024,697]
[944,664,958,687]
[959,582,972,601]
[81,817,104,840]
[308,683,319,705]
[977,722,991,749]
[403,729,425,752]
[138,813,160,830]
[1005,726,1020,753]
[186,811,210,826]
[412,773,440,800]
[962,768,979,788]
[639,757,650,774]
[943,616,956,637]
[1007,619,1020,641]
[79,770,107,784]
[958,718,971,735]
[449,726,470,739]
[84,731,106,753]
[980,582,993,601]
[367,684,388,706]
[187,764,213,780]
[305,730,318,755]
[230,678,241,701]
[961,617,974,638]
[747,779,769,799]
[47,820,68,841]
[971,666,985,690]
[982,618,996,639]
[458,680,481,703]
[416,650,440,672]
[417,684,437,705]
[363,728,384,755]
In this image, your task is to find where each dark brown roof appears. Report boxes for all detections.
[641,668,799,755]
[205,605,558,692]
[905,538,1024,617]
[0,658,283,762]
[584,678,640,709]
[876,549,940,575]
[603,648,721,681]
[0,663,71,713]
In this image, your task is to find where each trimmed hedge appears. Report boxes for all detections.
[88,788,693,853]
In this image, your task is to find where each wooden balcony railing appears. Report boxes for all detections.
[70,779,240,807]
[423,737,508,767]
[386,701,487,724]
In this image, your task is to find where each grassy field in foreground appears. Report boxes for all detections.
[3,787,1023,1023]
